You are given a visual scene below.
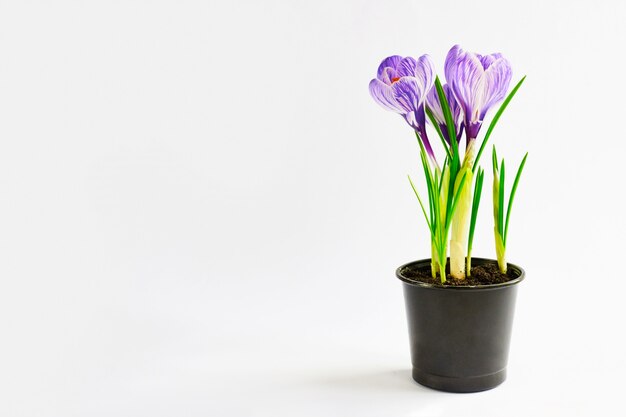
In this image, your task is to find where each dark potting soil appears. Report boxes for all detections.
[400,260,517,287]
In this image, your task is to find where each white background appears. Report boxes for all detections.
[0,0,624,415]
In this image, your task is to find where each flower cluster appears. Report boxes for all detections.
[369,45,527,282]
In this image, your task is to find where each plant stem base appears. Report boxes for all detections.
[412,368,506,393]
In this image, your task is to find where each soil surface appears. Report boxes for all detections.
[399,260,518,287]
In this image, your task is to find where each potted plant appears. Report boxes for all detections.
[369,45,528,392]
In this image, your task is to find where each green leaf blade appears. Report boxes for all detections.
[408,175,433,233]
[473,76,526,172]
[498,159,506,239]
[504,152,529,245]
[425,107,452,160]
[468,168,485,253]
[434,77,459,162]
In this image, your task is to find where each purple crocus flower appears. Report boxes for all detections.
[369,55,436,159]
[444,45,512,142]
[425,83,462,145]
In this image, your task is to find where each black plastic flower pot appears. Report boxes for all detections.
[396,257,524,393]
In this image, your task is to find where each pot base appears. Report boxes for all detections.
[412,367,506,393]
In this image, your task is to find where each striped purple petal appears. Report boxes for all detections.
[398,55,434,92]
[445,46,484,122]
[379,67,399,85]
[369,78,403,113]
[425,83,461,144]
[444,45,512,141]
[376,55,403,79]
[479,53,503,69]
[369,54,436,160]
[405,104,434,158]
[369,54,434,118]
[391,77,425,115]
[480,58,512,119]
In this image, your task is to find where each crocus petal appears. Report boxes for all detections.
[445,45,513,140]
[479,53,503,69]
[479,57,512,119]
[425,83,460,125]
[392,79,433,155]
[380,67,399,85]
[392,77,426,115]
[446,49,485,122]
[376,55,403,79]
[444,45,461,83]
[404,111,418,129]
[415,55,435,92]
[397,55,435,92]
[404,106,436,160]
[396,56,418,78]
[405,104,427,133]
[456,121,465,142]
[425,83,461,143]
[369,54,436,161]
[369,78,403,113]
[425,86,440,118]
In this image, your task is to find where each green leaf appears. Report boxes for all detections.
[414,131,431,167]
[446,161,460,223]
[491,146,500,229]
[473,76,526,172]
[419,147,434,198]
[438,156,449,195]
[425,107,452,160]
[445,169,469,233]
[504,152,528,245]
[418,146,436,227]
[408,175,433,233]
[437,162,449,229]
[495,231,506,273]
[434,77,459,162]
[498,159,506,238]
[468,168,484,253]
[415,132,435,195]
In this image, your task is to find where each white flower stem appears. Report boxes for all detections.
[495,229,507,274]
[449,141,476,280]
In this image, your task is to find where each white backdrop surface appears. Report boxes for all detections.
[0,0,624,416]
